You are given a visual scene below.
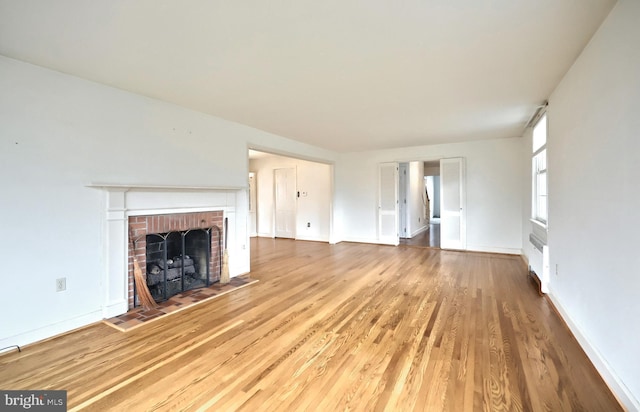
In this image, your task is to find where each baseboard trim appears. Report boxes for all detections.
[546,292,639,412]
[295,235,330,243]
[338,237,384,245]
[0,310,103,350]
[103,300,128,318]
[527,270,544,296]
[465,244,522,255]
[409,225,428,237]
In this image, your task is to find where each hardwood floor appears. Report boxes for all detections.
[399,223,441,248]
[0,238,621,411]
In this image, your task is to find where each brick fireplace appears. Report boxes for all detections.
[128,211,224,308]
[95,185,246,320]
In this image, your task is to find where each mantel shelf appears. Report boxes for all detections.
[88,183,245,192]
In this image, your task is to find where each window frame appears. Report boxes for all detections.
[531,113,548,226]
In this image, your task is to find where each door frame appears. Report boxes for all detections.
[248,171,257,237]
[378,156,467,250]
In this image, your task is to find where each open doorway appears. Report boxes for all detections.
[398,160,441,248]
[248,149,333,243]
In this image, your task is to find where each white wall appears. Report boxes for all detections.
[335,138,523,253]
[523,1,640,408]
[0,56,336,348]
[249,154,332,242]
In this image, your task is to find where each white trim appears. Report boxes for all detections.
[103,300,128,319]
[548,293,640,411]
[0,310,102,349]
[530,218,548,230]
[465,245,522,255]
[295,235,330,243]
[410,225,429,238]
[339,236,387,245]
[128,206,234,217]
[88,183,244,191]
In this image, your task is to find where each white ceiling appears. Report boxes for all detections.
[0,1,615,152]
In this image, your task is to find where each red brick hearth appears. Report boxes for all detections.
[127,211,224,308]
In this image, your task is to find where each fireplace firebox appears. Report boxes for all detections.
[145,227,221,302]
[128,211,224,308]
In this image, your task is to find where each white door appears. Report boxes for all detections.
[378,162,399,245]
[274,168,296,238]
[440,157,466,250]
[398,163,408,238]
[248,172,257,237]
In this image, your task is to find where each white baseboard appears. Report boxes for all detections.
[295,235,330,243]
[339,236,385,245]
[465,244,522,255]
[0,310,103,350]
[410,225,428,237]
[547,292,639,412]
[102,299,128,318]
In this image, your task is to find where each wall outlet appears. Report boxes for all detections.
[307,222,311,228]
[56,277,66,292]
[555,264,559,276]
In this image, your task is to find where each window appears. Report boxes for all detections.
[532,113,547,224]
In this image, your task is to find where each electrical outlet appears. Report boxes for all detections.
[555,264,559,276]
[56,277,66,292]
[307,222,311,228]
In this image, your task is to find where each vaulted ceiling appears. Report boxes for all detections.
[0,1,616,152]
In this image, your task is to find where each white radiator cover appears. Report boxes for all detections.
[529,233,549,293]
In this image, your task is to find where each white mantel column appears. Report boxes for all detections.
[103,189,129,318]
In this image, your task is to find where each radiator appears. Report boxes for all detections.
[529,233,545,252]
[529,233,549,293]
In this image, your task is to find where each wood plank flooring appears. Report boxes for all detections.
[399,223,441,248]
[0,238,622,411]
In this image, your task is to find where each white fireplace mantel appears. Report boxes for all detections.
[93,184,245,318]
[88,183,244,191]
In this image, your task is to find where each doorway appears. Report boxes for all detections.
[394,158,465,250]
[398,160,441,249]
[248,149,333,243]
